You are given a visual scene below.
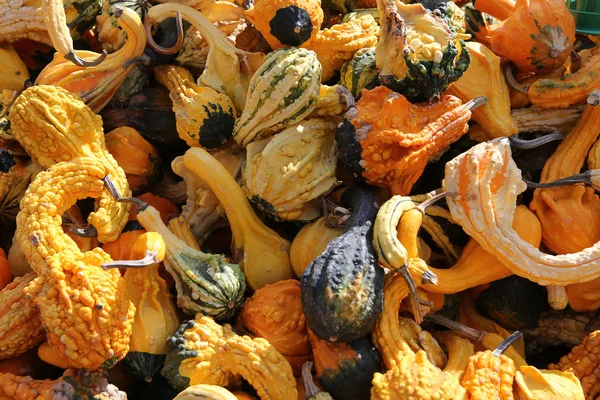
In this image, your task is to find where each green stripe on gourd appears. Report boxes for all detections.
[340,47,379,98]
[233,47,322,148]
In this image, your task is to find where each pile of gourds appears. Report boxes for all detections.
[1,0,600,398]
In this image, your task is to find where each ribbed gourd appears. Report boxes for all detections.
[340,47,379,98]
[301,185,384,343]
[243,118,338,222]
[233,47,322,147]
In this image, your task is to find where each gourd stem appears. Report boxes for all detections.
[399,264,428,324]
[101,250,161,269]
[464,96,488,111]
[491,331,523,357]
[144,13,184,55]
[122,54,152,68]
[415,191,455,213]
[424,314,487,343]
[117,197,150,212]
[524,170,600,190]
[322,197,352,228]
[508,132,564,149]
[588,89,600,106]
[64,50,108,67]
[503,63,529,94]
[103,175,123,199]
[302,362,320,399]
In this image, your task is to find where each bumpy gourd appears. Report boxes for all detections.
[528,48,600,108]
[0,272,45,360]
[340,47,379,98]
[371,351,467,400]
[243,118,338,221]
[174,384,239,400]
[490,0,575,73]
[105,126,162,194]
[121,232,180,382]
[233,47,322,147]
[376,0,470,102]
[36,6,146,113]
[445,41,517,139]
[239,279,311,376]
[132,203,245,321]
[442,138,600,285]
[548,330,600,399]
[182,147,294,290]
[171,142,244,241]
[161,315,298,399]
[309,85,355,118]
[511,105,584,135]
[148,3,266,112]
[15,157,135,370]
[337,86,480,195]
[9,85,131,243]
[155,64,237,149]
[0,43,30,92]
[302,15,379,82]
[245,0,323,49]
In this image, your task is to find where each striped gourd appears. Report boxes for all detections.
[233,47,322,147]
[135,205,246,321]
[340,47,379,98]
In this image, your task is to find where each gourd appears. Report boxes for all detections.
[548,330,600,399]
[445,41,517,139]
[434,331,474,382]
[301,185,383,343]
[154,64,237,149]
[243,118,338,222]
[309,85,355,118]
[336,86,484,196]
[0,272,45,360]
[239,279,311,376]
[376,0,470,102]
[232,47,321,147]
[161,315,298,399]
[182,147,294,291]
[528,49,600,108]
[460,331,523,400]
[36,6,146,113]
[0,249,9,291]
[171,143,244,241]
[290,217,343,278]
[475,276,548,331]
[302,15,379,83]
[372,272,447,370]
[174,385,239,400]
[529,103,600,255]
[120,233,180,382]
[0,43,30,92]
[508,65,567,109]
[9,85,131,243]
[371,351,467,400]
[308,330,382,400]
[490,0,575,73]
[464,4,496,46]
[515,365,585,400]
[244,0,323,49]
[0,150,38,227]
[340,47,379,98]
[511,105,584,135]
[441,137,600,286]
[105,127,163,194]
[15,157,136,370]
[121,198,245,321]
[147,3,266,113]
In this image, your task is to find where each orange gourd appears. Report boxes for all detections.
[0,249,11,290]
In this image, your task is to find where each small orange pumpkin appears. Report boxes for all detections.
[490,0,576,73]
